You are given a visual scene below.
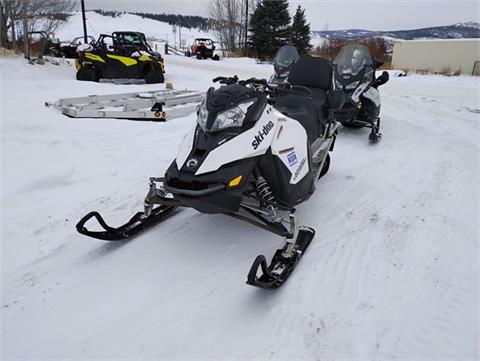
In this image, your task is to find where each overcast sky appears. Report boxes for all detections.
[80,0,479,31]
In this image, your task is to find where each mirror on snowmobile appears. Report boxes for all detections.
[327,90,346,110]
[374,71,389,87]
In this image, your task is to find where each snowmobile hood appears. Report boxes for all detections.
[204,84,267,130]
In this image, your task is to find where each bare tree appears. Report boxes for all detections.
[0,0,74,50]
[0,1,8,47]
[208,0,243,52]
[1,0,22,49]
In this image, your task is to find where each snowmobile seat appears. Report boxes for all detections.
[288,56,332,92]
[275,56,332,142]
[275,94,325,143]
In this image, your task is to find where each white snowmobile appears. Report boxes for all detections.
[333,44,389,142]
[76,56,345,289]
[269,45,300,85]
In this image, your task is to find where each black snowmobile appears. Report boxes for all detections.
[269,45,300,85]
[333,44,389,142]
[76,56,345,289]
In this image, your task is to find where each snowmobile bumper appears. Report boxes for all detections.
[164,158,255,214]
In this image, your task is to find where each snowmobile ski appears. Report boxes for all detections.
[247,226,315,289]
[76,205,176,241]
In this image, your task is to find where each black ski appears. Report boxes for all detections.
[246,228,315,289]
[76,205,176,241]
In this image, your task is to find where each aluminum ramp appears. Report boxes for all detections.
[46,89,204,121]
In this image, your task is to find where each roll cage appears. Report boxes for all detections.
[93,33,154,56]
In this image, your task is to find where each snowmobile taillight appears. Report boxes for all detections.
[228,175,243,187]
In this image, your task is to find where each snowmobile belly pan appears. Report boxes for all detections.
[165,158,255,214]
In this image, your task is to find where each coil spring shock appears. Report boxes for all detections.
[255,176,277,212]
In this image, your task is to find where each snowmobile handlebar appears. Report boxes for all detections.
[275,83,313,96]
[212,75,271,88]
[212,75,239,85]
[212,76,324,100]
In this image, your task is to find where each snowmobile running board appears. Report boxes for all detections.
[46,89,204,121]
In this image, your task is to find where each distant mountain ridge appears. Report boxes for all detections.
[312,22,480,40]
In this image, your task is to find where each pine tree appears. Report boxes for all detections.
[290,5,311,54]
[248,0,291,59]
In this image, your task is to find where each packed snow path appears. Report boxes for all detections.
[1,55,478,359]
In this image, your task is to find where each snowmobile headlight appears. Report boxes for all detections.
[196,98,209,131]
[345,80,360,90]
[209,100,255,132]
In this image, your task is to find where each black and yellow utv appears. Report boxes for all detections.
[75,33,165,83]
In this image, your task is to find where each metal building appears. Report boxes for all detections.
[392,39,480,75]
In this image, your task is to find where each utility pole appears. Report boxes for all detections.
[244,0,248,56]
[81,0,88,43]
[172,24,177,49]
[22,0,28,58]
[178,24,182,51]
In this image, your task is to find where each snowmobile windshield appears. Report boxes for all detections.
[334,44,373,76]
[273,46,300,74]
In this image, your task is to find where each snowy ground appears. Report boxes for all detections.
[1,51,479,360]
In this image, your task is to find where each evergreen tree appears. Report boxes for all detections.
[290,5,311,54]
[248,0,291,59]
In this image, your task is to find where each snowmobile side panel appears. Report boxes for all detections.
[257,148,315,207]
[270,115,309,184]
[176,125,198,170]
[362,86,381,107]
[351,81,370,104]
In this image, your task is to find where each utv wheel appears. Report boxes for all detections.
[212,54,220,61]
[185,50,191,57]
[145,69,164,84]
[319,154,330,179]
[196,52,202,60]
[46,47,61,57]
[76,67,99,82]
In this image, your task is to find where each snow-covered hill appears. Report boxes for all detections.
[312,21,480,42]
[56,12,479,54]
[1,46,479,359]
[56,11,215,48]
